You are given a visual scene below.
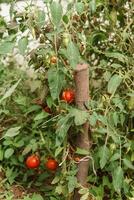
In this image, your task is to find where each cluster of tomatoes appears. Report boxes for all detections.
[26,155,58,171]
[26,90,75,171]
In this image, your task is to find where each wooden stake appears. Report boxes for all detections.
[73,63,91,200]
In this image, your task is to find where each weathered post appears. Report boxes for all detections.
[73,63,91,200]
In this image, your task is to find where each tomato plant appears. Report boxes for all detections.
[0,0,134,199]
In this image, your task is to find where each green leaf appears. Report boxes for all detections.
[89,0,96,13]
[75,2,85,14]
[70,108,89,126]
[0,79,21,104]
[55,147,63,157]
[110,153,120,162]
[76,148,89,156]
[0,146,4,161]
[112,166,124,193]
[48,69,64,100]
[99,145,110,169]
[112,112,119,127]
[51,176,60,185]
[36,10,45,28]
[67,41,80,69]
[4,126,21,138]
[30,193,44,200]
[4,148,14,159]
[22,146,32,156]
[18,37,28,55]
[105,52,127,63]
[50,1,63,27]
[56,114,72,146]
[34,112,49,121]
[123,158,134,170]
[67,176,77,193]
[0,41,14,54]
[107,74,122,95]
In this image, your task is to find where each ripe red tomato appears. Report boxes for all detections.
[45,159,58,171]
[26,155,40,169]
[61,89,75,103]
[50,56,57,64]
[43,106,51,114]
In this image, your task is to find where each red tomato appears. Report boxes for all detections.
[61,89,75,103]
[50,56,57,64]
[45,159,58,171]
[26,155,40,169]
[43,106,51,114]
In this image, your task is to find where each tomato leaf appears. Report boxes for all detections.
[0,79,21,104]
[67,41,80,69]
[18,37,28,55]
[30,194,44,200]
[76,148,89,156]
[0,41,15,54]
[112,166,124,193]
[89,0,96,13]
[70,108,89,126]
[50,1,63,27]
[35,10,45,28]
[56,114,73,146]
[4,126,21,138]
[67,176,77,193]
[107,74,122,95]
[75,2,85,14]
[110,153,120,162]
[105,52,127,63]
[0,146,4,161]
[4,148,14,159]
[123,158,134,170]
[34,112,49,121]
[99,145,110,169]
[48,69,65,100]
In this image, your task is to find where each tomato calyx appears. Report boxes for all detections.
[61,89,75,103]
[26,155,40,169]
[45,158,58,171]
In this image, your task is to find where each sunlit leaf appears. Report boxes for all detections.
[18,37,28,55]
[50,2,63,27]
[108,74,122,95]
[4,148,14,159]
[4,127,21,138]
[0,79,21,104]
[67,41,80,69]
[0,41,14,54]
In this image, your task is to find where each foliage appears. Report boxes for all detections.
[0,0,134,199]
